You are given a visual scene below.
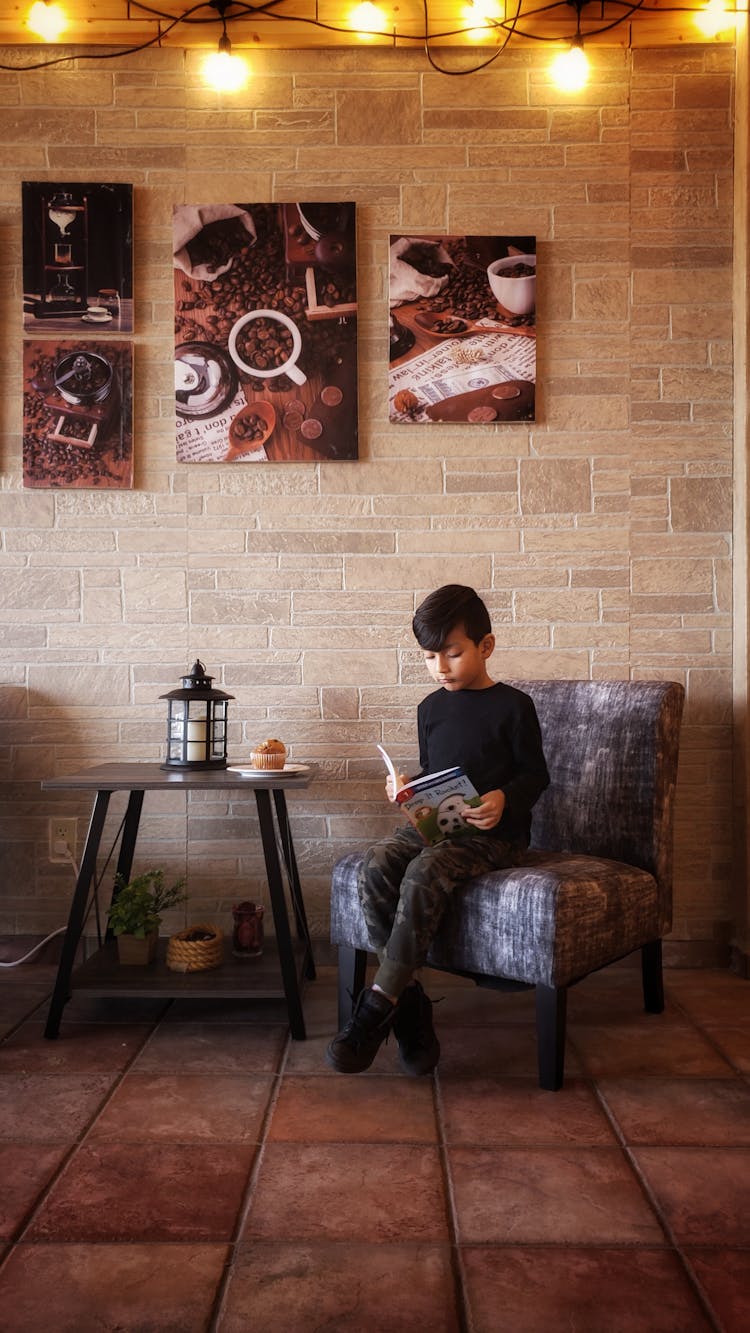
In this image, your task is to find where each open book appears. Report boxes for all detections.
[377,744,481,845]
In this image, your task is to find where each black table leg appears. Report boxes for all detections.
[273,788,316,981]
[44,789,112,1039]
[106,791,145,940]
[254,787,306,1039]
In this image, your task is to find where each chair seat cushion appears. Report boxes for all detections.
[330,849,665,989]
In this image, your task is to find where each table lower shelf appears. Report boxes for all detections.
[71,937,312,1000]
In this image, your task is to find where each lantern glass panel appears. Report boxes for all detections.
[169,699,186,739]
[210,701,228,760]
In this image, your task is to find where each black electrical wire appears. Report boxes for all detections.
[421,0,524,76]
[0,0,732,74]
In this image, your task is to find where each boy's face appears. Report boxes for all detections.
[421,626,495,692]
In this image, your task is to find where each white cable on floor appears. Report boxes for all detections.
[0,926,67,967]
[0,847,79,968]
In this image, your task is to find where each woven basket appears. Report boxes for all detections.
[166,923,224,973]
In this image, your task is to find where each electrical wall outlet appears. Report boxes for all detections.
[48,817,77,863]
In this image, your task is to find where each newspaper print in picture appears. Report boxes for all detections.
[174,203,358,463]
[389,233,536,424]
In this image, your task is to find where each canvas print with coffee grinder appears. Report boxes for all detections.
[22,340,133,489]
[388,233,536,424]
[22,182,133,333]
[174,202,358,463]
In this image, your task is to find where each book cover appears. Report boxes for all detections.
[377,745,481,845]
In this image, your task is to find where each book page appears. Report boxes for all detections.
[376,744,399,791]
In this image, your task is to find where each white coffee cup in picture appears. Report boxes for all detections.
[84,306,111,321]
[228,309,307,386]
[487,254,536,315]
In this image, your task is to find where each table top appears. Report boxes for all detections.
[23,299,135,336]
[41,761,316,792]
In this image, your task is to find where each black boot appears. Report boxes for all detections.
[325,986,396,1073]
[392,980,440,1076]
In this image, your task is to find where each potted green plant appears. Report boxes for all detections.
[108,868,187,965]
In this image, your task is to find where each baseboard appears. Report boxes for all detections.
[663,939,732,969]
[729,944,750,979]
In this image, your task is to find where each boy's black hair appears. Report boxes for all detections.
[412,584,492,651]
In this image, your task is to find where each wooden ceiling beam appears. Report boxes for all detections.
[0,0,738,51]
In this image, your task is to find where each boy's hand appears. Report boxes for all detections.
[462,789,506,830]
[386,772,409,803]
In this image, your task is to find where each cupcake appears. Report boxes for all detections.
[250,738,287,770]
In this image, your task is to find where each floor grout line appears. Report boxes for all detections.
[592,1076,727,1333]
[0,1003,167,1270]
[207,1025,294,1332]
[433,1068,474,1333]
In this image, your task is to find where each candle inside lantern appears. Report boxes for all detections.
[186,718,208,760]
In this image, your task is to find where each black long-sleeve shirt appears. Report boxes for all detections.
[417,681,550,845]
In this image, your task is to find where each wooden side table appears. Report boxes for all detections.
[41,763,316,1039]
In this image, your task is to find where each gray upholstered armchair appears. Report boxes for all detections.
[329,679,685,1090]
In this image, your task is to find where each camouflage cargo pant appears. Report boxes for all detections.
[357,824,522,997]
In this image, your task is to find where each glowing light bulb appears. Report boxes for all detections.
[202,49,248,93]
[27,1,67,41]
[550,40,590,93]
[349,3,388,39]
[694,0,736,36]
[464,0,501,20]
[462,0,500,40]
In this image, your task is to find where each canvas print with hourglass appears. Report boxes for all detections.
[173,202,358,463]
[22,182,133,334]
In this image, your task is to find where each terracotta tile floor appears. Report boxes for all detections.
[0,958,749,1332]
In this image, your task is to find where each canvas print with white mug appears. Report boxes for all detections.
[173,202,358,463]
[388,233,536,424]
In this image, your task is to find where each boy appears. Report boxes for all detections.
[326,583,550,1076]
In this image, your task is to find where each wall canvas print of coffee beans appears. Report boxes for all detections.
[389,233,536,424]
[22,340,133,490]
[174,202,358,463]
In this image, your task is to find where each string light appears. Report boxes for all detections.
[26,1,67,41]
[462,0,502,41]
[549,0,591,92]
[202,2,248,90]
[10,2,744,89]
[550,35,590,90]
[202,46,248,89]
[694,0,738,35]
[348,3,388,39]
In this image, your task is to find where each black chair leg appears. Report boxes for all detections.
[642,938,664,1013]
[337,945,368,1027]
[535,983,567,1091]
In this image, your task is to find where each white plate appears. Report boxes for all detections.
[82,312,113,323]
[227,763,309,777]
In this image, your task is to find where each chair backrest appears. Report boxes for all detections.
[508,679,684,898]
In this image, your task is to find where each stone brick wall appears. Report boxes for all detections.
[0,42,736,960]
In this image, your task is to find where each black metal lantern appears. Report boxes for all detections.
[160,660,233,770]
